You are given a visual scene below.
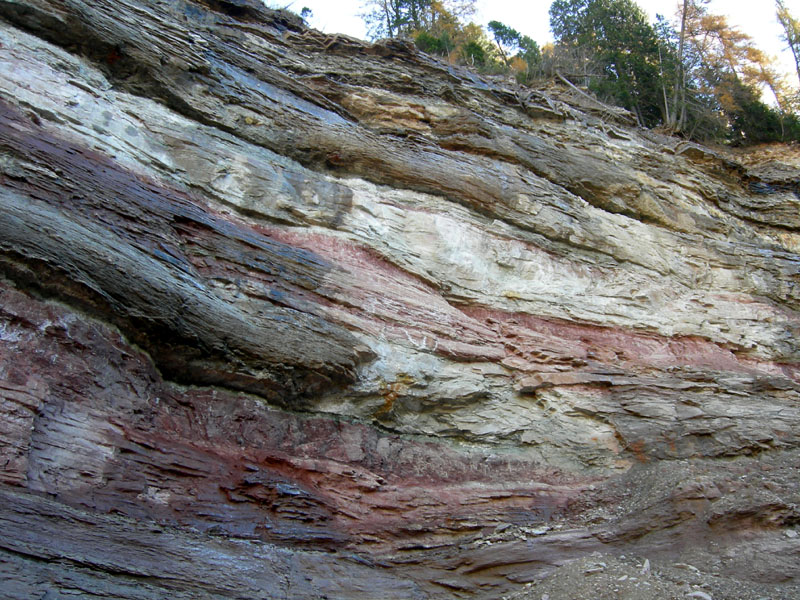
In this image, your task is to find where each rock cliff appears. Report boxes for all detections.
[1,1,799,598]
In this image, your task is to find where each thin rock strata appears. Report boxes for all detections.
[0,1,798,598]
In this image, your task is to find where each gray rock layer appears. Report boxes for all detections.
[0,0,798,598]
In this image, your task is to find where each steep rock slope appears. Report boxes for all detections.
[0,1,799,598]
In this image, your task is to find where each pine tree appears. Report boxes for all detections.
[488,21,541,80]
[549,0,664,126]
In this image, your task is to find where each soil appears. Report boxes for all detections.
[504,550,800,600]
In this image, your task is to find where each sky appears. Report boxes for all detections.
[275,0,800,87]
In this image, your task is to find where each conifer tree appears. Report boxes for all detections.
[549,0,664,126]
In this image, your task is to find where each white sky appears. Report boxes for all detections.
[280,0,800,86]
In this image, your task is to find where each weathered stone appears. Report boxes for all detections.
[0,0,798,598]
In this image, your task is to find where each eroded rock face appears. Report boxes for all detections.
[0,1,798,598]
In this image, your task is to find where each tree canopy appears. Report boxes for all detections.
[361,0,475,40]
[549,0,800,142]
[358,0,800,145]
[488,21,541,81]
[549,0,663,126]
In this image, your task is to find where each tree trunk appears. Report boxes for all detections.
[777,0,800,85]
[670,0,688,130]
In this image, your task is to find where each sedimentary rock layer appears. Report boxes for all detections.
[0,0,798,598]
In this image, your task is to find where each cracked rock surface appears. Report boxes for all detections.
[0,1,798,598]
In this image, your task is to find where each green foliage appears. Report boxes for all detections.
[414,30,453,55]
[361,0,476,40]
[363,0,799,145]
[548,0,800,144]
[487,21,520,50]
[362,0,427,39]
[549,0,587,43]
[549,0,664,126]
[361,0,501,71]
[718,75,800,144]
[460,40,487,66]
[488,20,541,81]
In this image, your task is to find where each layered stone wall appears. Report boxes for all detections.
[0,1,798,597]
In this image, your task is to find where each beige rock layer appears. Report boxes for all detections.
[0,1,798,598]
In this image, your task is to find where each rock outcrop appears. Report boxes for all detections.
[1,1,799,598]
